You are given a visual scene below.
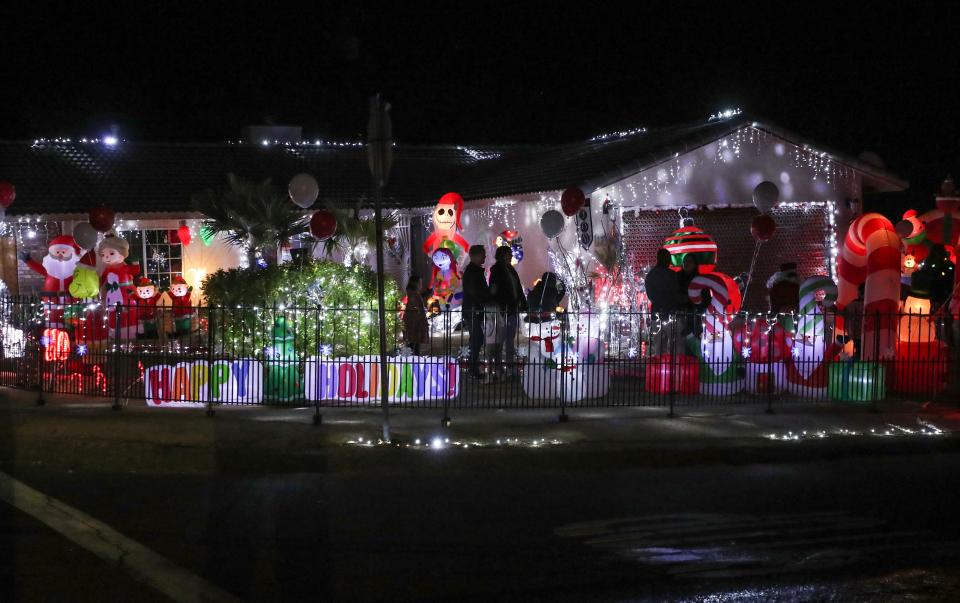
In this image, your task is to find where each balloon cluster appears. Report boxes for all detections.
[750,181,779,242]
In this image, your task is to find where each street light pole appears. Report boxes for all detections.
[367,94,394,443]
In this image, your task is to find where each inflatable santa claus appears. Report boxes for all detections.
[17,235,83,328]
[17,235,82,300]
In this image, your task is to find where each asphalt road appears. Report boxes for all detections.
[4,443,960,602]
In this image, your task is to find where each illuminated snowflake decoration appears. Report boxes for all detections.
[39,335,50,347]
[319,344,333,356]
[792,345,802,359]
[75,344,88,357]
[741,345,752,359]
[627,346,639,359]
[151,249,166,264]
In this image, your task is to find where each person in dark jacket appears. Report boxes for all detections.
[527,272,566,322]
[462,245,490,379]
[645,248,680,314]
[488,245,528,378]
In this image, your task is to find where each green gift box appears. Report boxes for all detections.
[828,360,885,402]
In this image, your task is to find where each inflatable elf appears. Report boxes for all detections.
[166,275,193,337]
[134,277,163,339]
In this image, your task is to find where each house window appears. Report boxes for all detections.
[124,229,183,289]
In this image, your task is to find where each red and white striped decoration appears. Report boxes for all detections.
[837,213,900,359]
[688,271,742,337]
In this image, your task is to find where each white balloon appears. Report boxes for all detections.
[73,222,98,250]
[540,210,566,239]
[288,173,319,209]
[753,181,780,213]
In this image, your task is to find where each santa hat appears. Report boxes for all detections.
[170,275,188,286]
[136,277,155,288]
[48,235,81,254]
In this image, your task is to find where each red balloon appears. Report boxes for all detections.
[751,214,777,242]
[560,187,586,217]
[0,182,15,208]
[310,209,337,241]
[177,224,192,246]
[88,204,116,232]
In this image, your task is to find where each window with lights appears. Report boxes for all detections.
[123,229,183,289]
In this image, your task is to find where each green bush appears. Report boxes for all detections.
[202,260,400,358]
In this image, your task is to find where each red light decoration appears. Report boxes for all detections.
[310,210,337,241]
[0,181,15,208]
[88,204,116,232]
[42,328,71,361]
[750,214,777,242]
[560,187,586,217]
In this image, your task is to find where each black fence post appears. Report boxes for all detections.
[111,303,122,410]
[313,306,321,425]
[558,313,568,423]
[206,305,216,418]
[35,302,45,406]
[766,321,774,414]
[441,308,451,428]
[668,314,676,419]
[871,310,880,412]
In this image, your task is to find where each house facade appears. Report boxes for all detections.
[0,113,906,310]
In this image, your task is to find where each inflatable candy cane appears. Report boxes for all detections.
[838,213,900,360]
[688,272,743,394]
[687,272,742,339]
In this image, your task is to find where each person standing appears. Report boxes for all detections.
[644,248,681,354]
[462,245,491,380]
[402,275,428,356]
[488,245,528,378]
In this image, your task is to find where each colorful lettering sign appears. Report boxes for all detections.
[145,359,263,407]
[304,356,459,402]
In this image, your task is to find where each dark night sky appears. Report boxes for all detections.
[3,2,958,206]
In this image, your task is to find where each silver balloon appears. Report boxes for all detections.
[73,222,99,250]
[752,181,780,213]
[540,209,566,239]
[288,173,319,209]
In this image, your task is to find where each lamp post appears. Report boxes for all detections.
[367,94,394,442]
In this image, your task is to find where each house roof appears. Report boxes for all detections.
[0,114,907,216]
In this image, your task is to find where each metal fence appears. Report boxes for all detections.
[0,297,954,416]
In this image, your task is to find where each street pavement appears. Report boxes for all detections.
[2,388,960,601]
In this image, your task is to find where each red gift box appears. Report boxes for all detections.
[645,354,699,394]
[892,341,949,394]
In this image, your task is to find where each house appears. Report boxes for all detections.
[0,112,906,309]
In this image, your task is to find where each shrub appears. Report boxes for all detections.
[202,259,400,358]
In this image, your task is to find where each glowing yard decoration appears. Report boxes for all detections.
[899,296,933,343]
[423,192,469,261]
[145,360,264,407]
[828,360,885,402]
[305,356,459,402]
[2,325,25,358]
[838,213,900,360]
[663,225,717,273]
[42,328,71,361]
